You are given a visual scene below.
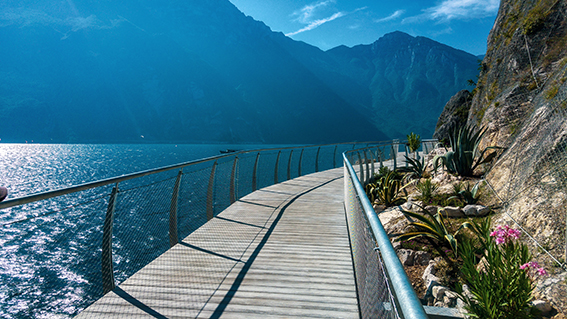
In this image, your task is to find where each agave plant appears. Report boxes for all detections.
[397,206,467,261]
[433,125,501,177]
[399,155,426,180]
[449,181,483,205]
[365,171,410,207]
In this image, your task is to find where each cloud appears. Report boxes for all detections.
[375,10,405,23]
[428,0,499,20]
[404,0,499,23]
[286,1,366,37]
[292,0,336,24]
[286,11,345,36]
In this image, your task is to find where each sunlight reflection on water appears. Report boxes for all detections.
[0,143,280,318]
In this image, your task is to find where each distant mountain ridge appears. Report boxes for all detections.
[0,0,478,144]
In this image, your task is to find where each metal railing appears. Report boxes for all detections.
[343,140,437,319]
[0,141,381,318]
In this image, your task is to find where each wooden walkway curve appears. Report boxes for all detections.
[77,168,359,318]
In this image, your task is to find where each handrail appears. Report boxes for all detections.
[343,146,429,318]
[0,139,435,318]
[0,141,385,210]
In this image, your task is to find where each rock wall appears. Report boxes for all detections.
[437,0,567,312]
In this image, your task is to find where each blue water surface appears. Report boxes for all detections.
[0,143,291,318]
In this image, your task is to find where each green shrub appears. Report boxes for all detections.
[416,178,438,203]
[406,132,421,154]
[369,166,402,184]
[457,221,546,318]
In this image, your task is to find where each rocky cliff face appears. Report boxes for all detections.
[435,0,567,312]
[433,90,472,142]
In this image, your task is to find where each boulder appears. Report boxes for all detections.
[373,204,386,213]
[425,205,438,215]
[531,300,553,315]
[463,204,490,217]
[440,206,465,218]
[432,286,448,301]
[413,250,432,266]
[396,249,431,266]
[397,249,414,266]
[422,261,441,289]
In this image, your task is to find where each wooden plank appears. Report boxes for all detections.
[76,168,358,318]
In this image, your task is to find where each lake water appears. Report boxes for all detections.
[0,143,283,201]
[0,143,294,318]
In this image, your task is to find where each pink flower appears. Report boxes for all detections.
[490,225,521,245]
[520,261,547,276]
[520,263,529,270]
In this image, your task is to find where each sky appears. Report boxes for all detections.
[229,0,500,55]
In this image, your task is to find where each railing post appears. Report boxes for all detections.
[274,150,281,184]
[207,161,217,221]
[169,169,182,247]
[405,144,409,167]
[298,149,304,176]
[230,156,238,203]
[357,152,364,182]
[423,140,429,155]
[363,149,369,184]
[102,183,119,294]
[315,147,321,172]
[333,145,338,168]
[287,150,293,181]
[392,144,397,170]
[370,151,375,181]
[252,152,260,191]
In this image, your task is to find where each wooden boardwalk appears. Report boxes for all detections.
[77,168,359,318]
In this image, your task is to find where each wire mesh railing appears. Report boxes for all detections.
[0,141,380,318]
[342,140,436,319]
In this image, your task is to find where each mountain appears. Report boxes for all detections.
[324,31,479,138]
[0,0,476,144]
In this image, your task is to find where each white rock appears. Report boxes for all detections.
[397,249,414,266]
[401,202,413,211]
[441,206,465,217]
[422,262,440,288]
[425,205,438,215]
[432,286,448,301]
[373,204,386,213]
[463,204,490,217]
[462,205,478,216]
[445,290,459,299]
[477,205,490,216]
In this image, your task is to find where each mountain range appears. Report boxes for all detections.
[0,0,480,144]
